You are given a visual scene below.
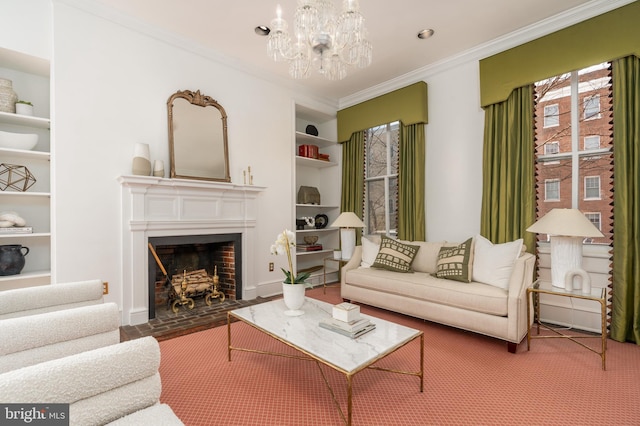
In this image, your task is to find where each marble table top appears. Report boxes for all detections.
[230,297,422,374]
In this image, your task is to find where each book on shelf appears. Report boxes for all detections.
[296,244,323,252]
[0,227,33,234]
[319,321,376,339]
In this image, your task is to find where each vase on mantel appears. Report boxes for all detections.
[282,282,306,316]
[132,143,151,176]
[0,78,18,113]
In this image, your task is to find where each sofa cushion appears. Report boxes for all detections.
[473,235,523,289]
[372,236,420,273]
[360,236,381,268]
[435,237,474,283]
[398,240,445,274]
[345,267,508,316]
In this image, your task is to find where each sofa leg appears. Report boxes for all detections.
[507,342,517,353]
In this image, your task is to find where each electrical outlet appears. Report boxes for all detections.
[103,282,109,295]
[269,262,274,272]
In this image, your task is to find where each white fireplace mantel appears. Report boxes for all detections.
[119,175,265,325]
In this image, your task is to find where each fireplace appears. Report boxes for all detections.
[148,233,242,319]
[119,175,264,326]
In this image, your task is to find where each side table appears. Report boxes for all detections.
[323,257,348,294]
[526,280,607,370]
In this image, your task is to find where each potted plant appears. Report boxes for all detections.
[15,100,33,116]
[270,229,310,315]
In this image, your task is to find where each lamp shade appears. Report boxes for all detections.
[330,212,365,228]
[526,208,604,238]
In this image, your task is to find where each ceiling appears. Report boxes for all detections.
[92,0,611,103]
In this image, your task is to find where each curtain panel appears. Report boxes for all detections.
[398,123,426,241]
[480,85,536,251]
[611,55,640,344]
[340,131,365,244]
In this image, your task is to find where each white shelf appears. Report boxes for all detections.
[295,131,335,148]
[0,191,50,198]
[296,155,337,168]
[0,233,50,239]
[0,270,51,283]
[296,249,334,257]
[0,111,50,129]
[296,228,337,234]
[0,147,50,159]
[296,204,339,209]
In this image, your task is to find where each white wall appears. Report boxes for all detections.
[48,2,335,305]
[423,61,485,243]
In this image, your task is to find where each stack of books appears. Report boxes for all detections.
[0,226,33,234]
[296,243,323,252]
[319,302,375,338]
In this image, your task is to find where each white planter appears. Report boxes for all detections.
[15,103,33,116]
[282,282,305,316]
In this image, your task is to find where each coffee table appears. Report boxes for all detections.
[227,297,424,425]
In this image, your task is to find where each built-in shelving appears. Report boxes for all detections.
[293,108,341,286]
[0,48,51,290]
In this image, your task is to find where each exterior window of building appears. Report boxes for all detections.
[543,104,559,128]
[534,62,613,245]
[364,121,399,237]
[545,179,560,201]
[584,94,601,120]
[584,135,601,150]
[544,141,559,155]
[585,212,602,231]
[584,176,601,200]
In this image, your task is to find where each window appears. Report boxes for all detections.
[584,212,602,230]
[545,179,560,201]
[364,122,399,237]
[584,176,601,199]
[584,135,600,150]
[584,94,601,120]
[534,62,613,244]
[543,104,559,128]
[544,141,559,155]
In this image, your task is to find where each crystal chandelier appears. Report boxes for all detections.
[267,0,373,80]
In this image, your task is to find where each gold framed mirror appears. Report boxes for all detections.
[167,89,230,182]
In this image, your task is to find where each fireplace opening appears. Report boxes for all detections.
[148,234,242,319]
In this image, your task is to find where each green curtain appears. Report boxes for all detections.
[480,85,536,251]
[611,56,640,344]
[340,130,365,244]
[398,123,426,241]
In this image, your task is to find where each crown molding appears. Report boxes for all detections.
[338,0,636,109]
[54,0,339,111]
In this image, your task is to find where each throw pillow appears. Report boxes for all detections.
[399,240,445,274]
[372,236,420,273]
[472,234,523,289]
[435,237,474,283]
[360,236,381,268]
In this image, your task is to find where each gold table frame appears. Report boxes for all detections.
[227,302,423,425]
[526,280,607,370]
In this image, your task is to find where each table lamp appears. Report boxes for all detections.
[526,208,604,292]
[330,212,365,260]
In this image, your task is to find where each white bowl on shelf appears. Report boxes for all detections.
[0,130,38,150]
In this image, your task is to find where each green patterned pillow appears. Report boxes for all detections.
[435,238,474,283]
[372,236,420,273]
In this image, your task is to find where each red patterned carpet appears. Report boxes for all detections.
[159,286,640,425]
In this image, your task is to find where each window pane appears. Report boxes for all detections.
[388,176,398,235]
[366,179,386,234]
[366,125,387,178]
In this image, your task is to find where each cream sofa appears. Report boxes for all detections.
[0,336,183,425]
[341,237,536,352]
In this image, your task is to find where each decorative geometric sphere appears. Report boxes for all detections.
[0,163,37,192]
